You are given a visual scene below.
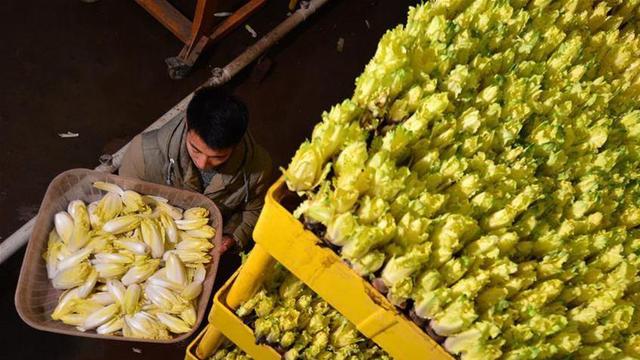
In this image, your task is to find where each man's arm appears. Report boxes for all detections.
[231,177,269,249]
[119,135,146,180]
[226,166,271,250]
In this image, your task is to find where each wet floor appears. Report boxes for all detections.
[0,0,415,358]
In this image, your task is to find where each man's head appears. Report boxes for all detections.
[185,87,249,170]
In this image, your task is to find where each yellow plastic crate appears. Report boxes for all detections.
[185,325,213,360]
[185,323,268,360]
[208,269,282,360]
[185,268,281,360]
[187,246,277,360]
[253,177,452,360]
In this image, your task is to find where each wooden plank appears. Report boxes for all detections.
[180,0,267,66]
[135,0,192,44]
[186,0,222,53]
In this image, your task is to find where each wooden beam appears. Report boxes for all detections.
[178,0,267,67]
[185,0,222,54]
[135,0,192,44]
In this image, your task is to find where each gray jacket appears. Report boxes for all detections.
[119,115,273,248]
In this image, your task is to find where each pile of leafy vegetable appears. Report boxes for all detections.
[283,1,640,358]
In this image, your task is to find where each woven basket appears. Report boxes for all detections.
[15,169,223,343]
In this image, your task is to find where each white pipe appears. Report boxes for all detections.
[0,218,36,265]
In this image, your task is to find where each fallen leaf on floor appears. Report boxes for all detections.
[132,348,142,354]
[337,37,345,53]
[245,24,257,38]
[214,12,232,17]
[58,131,79,138]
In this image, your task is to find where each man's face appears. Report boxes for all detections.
[186,130,234,170]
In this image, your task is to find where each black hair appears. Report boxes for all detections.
[186,87,249,149]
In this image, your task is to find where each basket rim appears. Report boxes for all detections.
[14,168,223,344]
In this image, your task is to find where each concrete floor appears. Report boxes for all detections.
[0,0,415,358]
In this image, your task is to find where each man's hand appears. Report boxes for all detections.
[219,234,236,254]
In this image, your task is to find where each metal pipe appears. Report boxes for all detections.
[206,0,330,87]
[0,0,330,265]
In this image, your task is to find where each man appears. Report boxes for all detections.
[120,87,273,253]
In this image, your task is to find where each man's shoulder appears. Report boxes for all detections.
[246,139,273,176]
[121,115,186,184]
[143,115,186,151]
[119,134,145,179]
[135,115,187,165]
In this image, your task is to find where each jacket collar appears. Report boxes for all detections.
[204,133,252,195]
[175,123,203,193]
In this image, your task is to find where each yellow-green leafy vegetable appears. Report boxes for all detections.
[43,182,215,339]
[284,1,640,359]
[236,263,390,359]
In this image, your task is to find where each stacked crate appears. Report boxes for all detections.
[184,178,451,360]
